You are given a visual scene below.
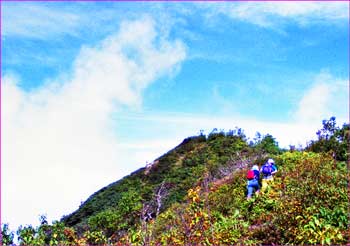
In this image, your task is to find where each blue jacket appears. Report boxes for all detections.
[260,163,277,179]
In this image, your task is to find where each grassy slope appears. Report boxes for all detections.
[61,133,349,244]
[61,135,206,225]
[141,151,349,245]
[62,134,252,231]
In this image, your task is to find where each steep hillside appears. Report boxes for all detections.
[61,130,262,235]
[139,151,349,245]
[5,118,349,245]
[60,120,350,245]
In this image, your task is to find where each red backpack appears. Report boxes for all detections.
[247,170,255,180]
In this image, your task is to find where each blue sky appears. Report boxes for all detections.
[2,1,349,233]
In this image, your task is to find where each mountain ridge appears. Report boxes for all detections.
[4,118,349,245]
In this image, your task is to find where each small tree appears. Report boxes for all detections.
[1,224,14,246]
[307,117,349,161]
[254,134,281,155]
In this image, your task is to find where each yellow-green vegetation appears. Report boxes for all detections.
[2,117,349,245]
[127,151,348,245]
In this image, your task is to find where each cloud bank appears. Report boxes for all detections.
[2,17,186,230]
[294,71,348,124]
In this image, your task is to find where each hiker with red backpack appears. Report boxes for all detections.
[246,165,260,199]
[260,158,278,192]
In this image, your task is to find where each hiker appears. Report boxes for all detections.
[260,158,278,192]
[246,165,260,199]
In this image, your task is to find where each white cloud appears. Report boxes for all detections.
[200,2,348,27]
[2,3,82,39]
[294,71,348,125]
[2,17,186,231]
